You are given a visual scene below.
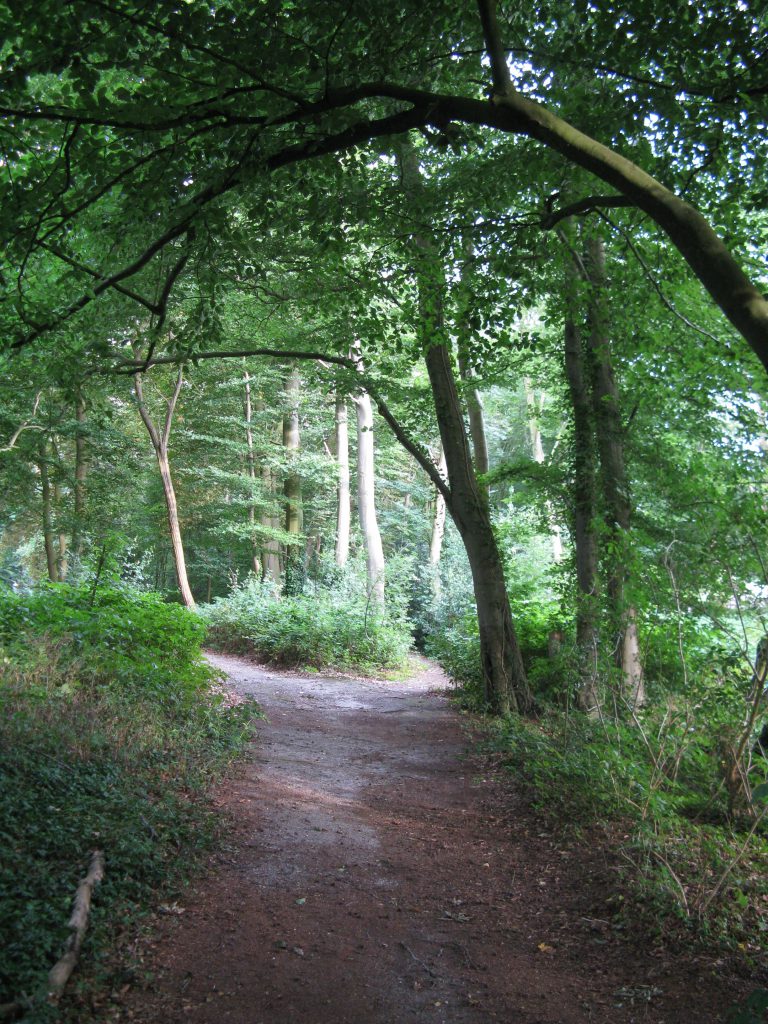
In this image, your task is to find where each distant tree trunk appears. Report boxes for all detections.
[524,378,563,563]
[37,435,59,582]
[255,396,281,584]
[133,368,195,608]
[334,394,351,568]
[429,446,448,568]
[352,386,386,606]
[399,136,533,715]
[71,387,88,561]
[585,236,644,708]
[243,369,261,575]
[282,365,303,593]
[563,313,600,711]
[54,478,69,580]
[428,446,448,599]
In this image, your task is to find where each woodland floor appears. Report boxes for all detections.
[111,653,759,1024]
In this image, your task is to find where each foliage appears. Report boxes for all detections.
[0,582,260,1016]
[482,698,768,955]
[202,565,413,674]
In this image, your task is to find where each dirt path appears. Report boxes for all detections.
[118,654,754,1024]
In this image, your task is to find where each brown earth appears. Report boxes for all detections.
[112,653,759,1024]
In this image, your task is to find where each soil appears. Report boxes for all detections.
[113,654,760,1024]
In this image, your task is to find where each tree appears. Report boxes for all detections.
[133,366,196,608]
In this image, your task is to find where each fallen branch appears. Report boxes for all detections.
[47,850,106,1004]
[0,851,105,1020]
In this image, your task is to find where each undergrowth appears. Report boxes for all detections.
[481,706,768,960]
[202,574,412,673]
[0,581,261,1021]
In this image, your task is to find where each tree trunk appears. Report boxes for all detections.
[563,315,600,711]
[54,479,69,580]
[585,235,644,708]
[71,388,88,561]
[254,397,281,583]
[457,350,490,481]
[282,365,303,593]
[243,369,261,575]
[425,342,533,714]
[524,378,563,563]
[334,395,351,568]
[398,135,533,715]
[133,368,195,608]
[352,388,386,606]
[429,446,448,568]
[38,436,59,583]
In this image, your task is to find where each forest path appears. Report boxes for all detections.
[118,653,749,1024]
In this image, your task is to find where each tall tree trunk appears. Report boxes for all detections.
[399,135,533,715]
[38,435,59,582]
[71,387,88,561]
[53,479,69,580]
[429,446,448,568]
[255,397,281,583]
[243,369,261,575]
[133,368,195,608]
[352,388,386,606]
[428,446,448,599]
[282,365,303,592]
[334,395,351,568]
[524,378,563,563]
[563,315,600,711]
[585,236,644,708]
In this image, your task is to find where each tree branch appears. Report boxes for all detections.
[542,194,635,229]
[476,0,513,96]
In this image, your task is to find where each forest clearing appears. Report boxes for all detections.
[1,0,768,1021]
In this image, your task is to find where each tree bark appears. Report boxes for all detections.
[457,350,490,482]
[334,394,351,568]
[563,314,600,711]
[352,387,386,606]
[133,368,195,608]
[584,236,644,708]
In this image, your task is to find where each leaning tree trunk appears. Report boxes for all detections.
[133,367,196,609]
[398,136,532,714]
[334,394,351,568]
[585,235,644,708]
[352,387,386,606]
[563,313,600,711]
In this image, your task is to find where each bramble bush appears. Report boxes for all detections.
[0,580,260,1019]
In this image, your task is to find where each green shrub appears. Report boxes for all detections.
[202,573,412,673]
[0,582,260,1016]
